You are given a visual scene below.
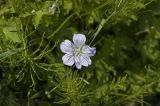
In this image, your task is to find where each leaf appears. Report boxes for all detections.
[2,17,22,43]
[0,5,15,16]
[33,10,44,27]
[33,10,48,27]
[0,48,23,60]
[3,26,21,43]
[63,0,73,14]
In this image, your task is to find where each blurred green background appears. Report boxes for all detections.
[0,0,160,106]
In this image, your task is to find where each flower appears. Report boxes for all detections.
[60,34,96,69]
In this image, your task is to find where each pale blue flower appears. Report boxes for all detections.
[60,34,96,69]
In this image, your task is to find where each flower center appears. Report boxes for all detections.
[74,46,84,56]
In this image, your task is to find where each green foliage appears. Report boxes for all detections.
[0,0,160,106]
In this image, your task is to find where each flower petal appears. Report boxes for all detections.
[80,54,91,67]
[75,56,82,69]
[82,45,96,56]
[73,34,86,46]
[62,54,74,66]
[60,40,73,54]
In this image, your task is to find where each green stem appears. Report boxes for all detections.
[80,1,112,17]
[89,0,127,46]
[89,11,117,46]
[48,14,75,39]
